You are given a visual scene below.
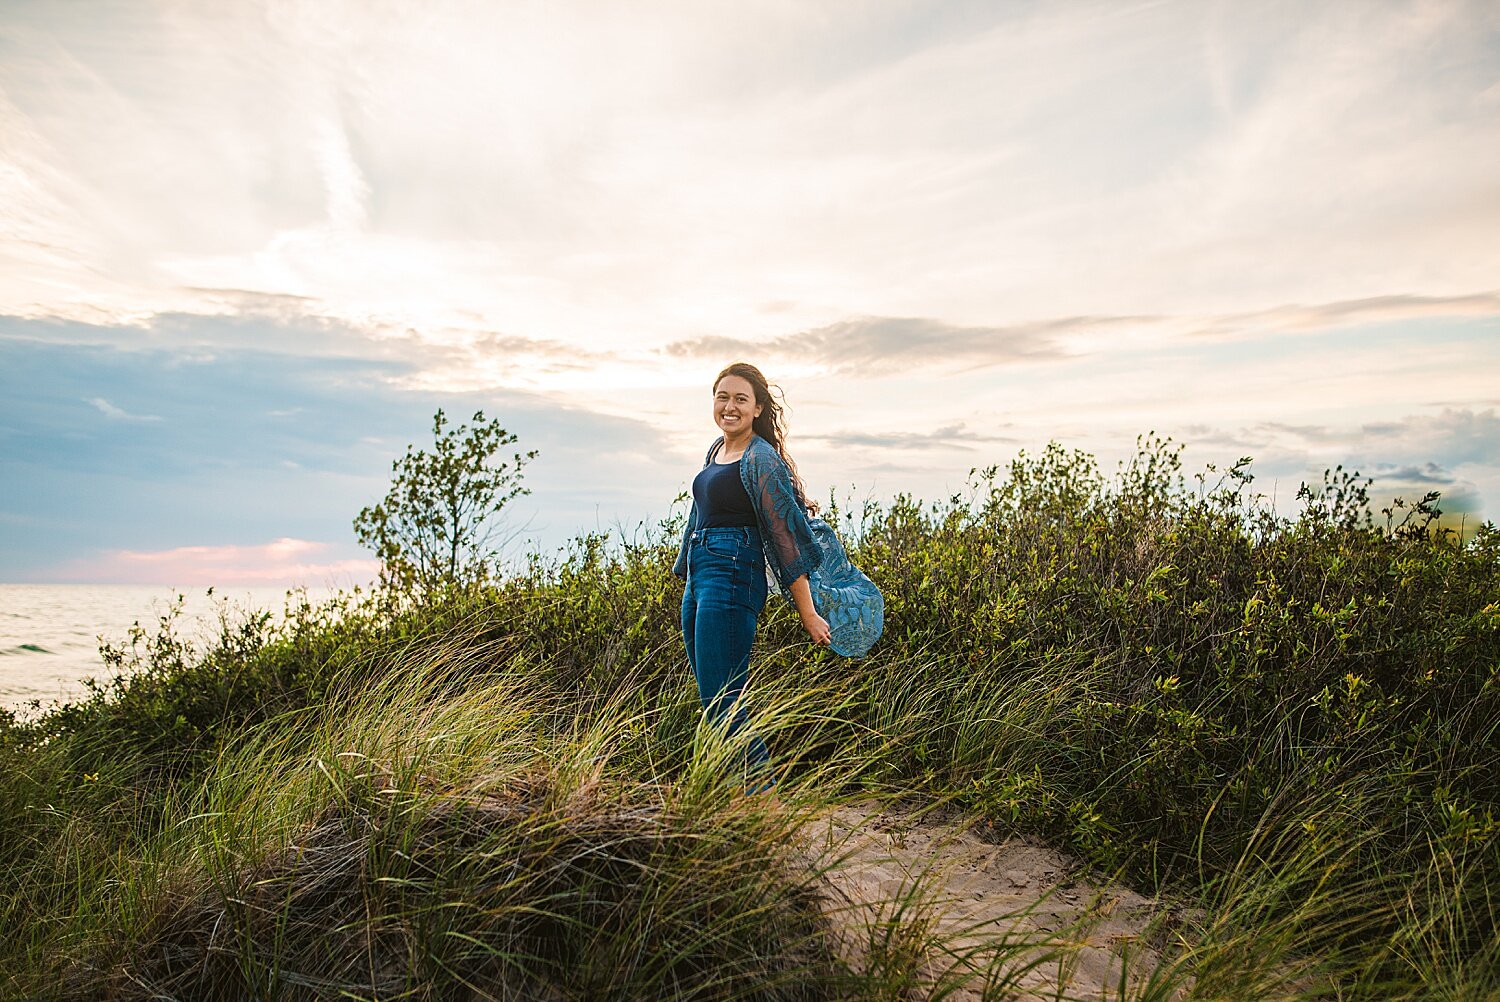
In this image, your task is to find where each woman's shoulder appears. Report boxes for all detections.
[746,433,781,459]
[742,434,786,471]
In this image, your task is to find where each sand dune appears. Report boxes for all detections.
[802,803,1189,1000]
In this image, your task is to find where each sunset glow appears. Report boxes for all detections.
[3,1,1498,584]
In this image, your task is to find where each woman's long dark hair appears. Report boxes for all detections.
[714,361,814,512]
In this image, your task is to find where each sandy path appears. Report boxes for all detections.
[798,803,1188,1000]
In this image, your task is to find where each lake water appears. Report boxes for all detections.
[0,584,333,714]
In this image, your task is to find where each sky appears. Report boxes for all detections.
[2,0,1498,585]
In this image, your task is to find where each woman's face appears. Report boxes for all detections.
[714,374,763,437]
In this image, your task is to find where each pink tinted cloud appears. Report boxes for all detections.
[53,538,379,586]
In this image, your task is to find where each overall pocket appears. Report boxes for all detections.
[702,533,744,559]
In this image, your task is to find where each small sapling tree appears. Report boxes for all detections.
[355,409,537,594]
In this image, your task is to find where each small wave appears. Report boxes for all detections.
[1,644,55,655]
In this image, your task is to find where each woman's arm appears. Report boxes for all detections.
[788,574,831,646]
[741,440,824,592]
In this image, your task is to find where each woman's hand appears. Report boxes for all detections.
[788,575,832,647]
[800,608,832,646]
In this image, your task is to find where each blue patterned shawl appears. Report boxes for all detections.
[673,434,885,657]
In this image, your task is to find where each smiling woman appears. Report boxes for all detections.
[672,362,830,794]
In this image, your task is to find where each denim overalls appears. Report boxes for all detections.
[679,524,771,787]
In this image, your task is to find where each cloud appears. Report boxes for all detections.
[1218,409,1500,468]
[1,307,645,396]
[397,328,634,393]
[1251,421,1343,444]
[663,291,1500,376]
[0,320,695,581]
[1187,293,1500,340]
[178,288,321,316]
[15,284,1495,397]
[665,315,1083,374]
[311,114,370,233]
[3,1,1497,349]
[0,313,610,417]
[86,396,162,422]
[49,537,379,586]
[800,421,1018,451]
[1365,463,1460,488]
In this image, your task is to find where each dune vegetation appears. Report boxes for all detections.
[1,437,1496,1000]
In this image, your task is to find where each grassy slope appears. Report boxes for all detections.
[1,440,1496,999]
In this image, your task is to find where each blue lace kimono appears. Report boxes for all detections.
[673,434,884,658]
[802,515,884,658]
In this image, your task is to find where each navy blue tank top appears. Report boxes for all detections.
[692,455,756,528]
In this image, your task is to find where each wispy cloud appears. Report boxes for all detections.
[2,306,641,393]
[1365,462,1462,488]
[86,397,161,422]
[800,422,1018,451]
[15,285,1496,394]
[1201,409,1500,467]
[3,1,1498,344]
[311,114,370,233]
[663,292,1500,376]
[664,315,1079,375]
[1187,293,1500,339]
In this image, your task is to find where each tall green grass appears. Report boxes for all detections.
[2,437,1495,998]
[3,648,1094,999]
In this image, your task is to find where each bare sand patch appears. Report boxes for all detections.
[799,802,1190,1000]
